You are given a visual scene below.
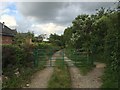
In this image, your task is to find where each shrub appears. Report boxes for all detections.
[2,44,35,88]
[2,45,24,69]
[2,43,61,88]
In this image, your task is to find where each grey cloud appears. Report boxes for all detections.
[79,2,117,13]
[16,2,117,26]
[17,2,65,23]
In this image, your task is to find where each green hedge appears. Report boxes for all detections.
[2,44,35,88]
[2,43,60,88]
[2,44,35,69]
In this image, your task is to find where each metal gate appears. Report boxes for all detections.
[33,49,94,67]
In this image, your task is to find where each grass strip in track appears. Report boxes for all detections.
[48,59,71,88]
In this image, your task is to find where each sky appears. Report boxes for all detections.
[0,1,118,37]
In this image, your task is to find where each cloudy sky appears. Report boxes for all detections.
[0,1,118,37]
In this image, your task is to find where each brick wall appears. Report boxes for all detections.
[1,36,13,44]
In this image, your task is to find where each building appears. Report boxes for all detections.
[20,33,33,45]
[0,22,17,44]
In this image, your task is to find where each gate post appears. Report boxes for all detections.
[34,49,38,67]
[50,49,52,67]
[63,49,64,66]
[75,49,77,66]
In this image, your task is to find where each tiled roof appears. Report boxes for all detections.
[0,22,17,37]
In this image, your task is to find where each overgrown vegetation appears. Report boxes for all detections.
[63,7,119,88]
[2,3,119,88]
[2,44,35,88]
[2,42,60,88]
[48,58,71,88]
[48,33,65,48]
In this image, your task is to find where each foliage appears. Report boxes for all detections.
[2,42,60,88]
[2,45,24,69]
[63,7,119,88]
[101,66,119,88]
[2,44,35,88]
[33,34,47,43]
[48,33,65,48]
[13,32,34,45]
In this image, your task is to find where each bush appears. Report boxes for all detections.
[2,44,35,88]
[2,44,35,69]
[2,43,61,88]
[2,45,24,69]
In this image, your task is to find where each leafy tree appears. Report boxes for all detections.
[13,31,34,45]
[48,33,64,47]
[63,6,119,88]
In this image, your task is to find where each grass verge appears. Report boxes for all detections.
[48,59,71,88]
[101,65,119,88]
[2,58,46,88]
[77,64,95,75]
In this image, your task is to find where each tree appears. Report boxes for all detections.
[63,6,119,88]
[48,33,64,47]
[14,31,34,45]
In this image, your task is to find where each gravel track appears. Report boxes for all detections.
[65,56,106,88]
[25,51,61,88]
[25,50,105,88]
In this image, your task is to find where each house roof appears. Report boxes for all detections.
[0,22,17,37]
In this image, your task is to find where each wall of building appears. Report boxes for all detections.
[0,23,2,31]
[0,35,2,45]
[1,36,13,44]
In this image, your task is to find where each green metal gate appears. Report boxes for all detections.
[33,49,94,67]
[64,49,94,67]
[33,49,64,67]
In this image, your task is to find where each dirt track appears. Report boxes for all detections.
[26,51,61,88]
[25,50,105,88]
[65,56,106,88]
